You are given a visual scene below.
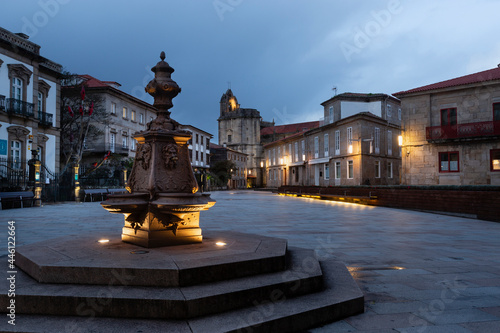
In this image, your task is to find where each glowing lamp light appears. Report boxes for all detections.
[97,239,110,244]
[280,158,284,165]
[398,135,403,147]
[260,161,264,168]
[348,144,353,154]
[35,171,40,181]
[216,242,227,246]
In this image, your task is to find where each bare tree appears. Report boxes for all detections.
[60,72,109,175]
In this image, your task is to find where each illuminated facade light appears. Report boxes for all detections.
[398,135,403,146]
[348,144,353,154]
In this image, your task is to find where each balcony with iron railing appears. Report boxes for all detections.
[5,98,34,117]
[37,111,53,126]
[426,121,500,141]
[83,142,129,155]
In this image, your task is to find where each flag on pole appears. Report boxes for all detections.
[68,105,74,117]
[104,151,111,160]
[88,101,94,116]
[80,85,85,100]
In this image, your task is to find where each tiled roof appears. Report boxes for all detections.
[79,74,117,88]
[394,66,500,96]
[321,92,398,106]
[260,121,319,136]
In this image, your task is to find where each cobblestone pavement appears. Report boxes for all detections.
[1,190,500,332]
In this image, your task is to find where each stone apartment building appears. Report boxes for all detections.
[394,66,500,185]
[0,26,62,187]
[209,142,248,189]
[265,93,402,188]
[62,74,158,170]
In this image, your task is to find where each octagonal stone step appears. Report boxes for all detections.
[1,248,323,320]
[0,259,364,333]
[14,231,287,287]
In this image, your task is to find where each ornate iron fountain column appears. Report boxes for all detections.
[101,52,215,247]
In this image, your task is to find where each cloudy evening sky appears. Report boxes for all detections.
[2,0,499,141]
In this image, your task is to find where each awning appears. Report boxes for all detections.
[308,157,330,165]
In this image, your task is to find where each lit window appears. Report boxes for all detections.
[131,110,136,121]
[491,149,500,171]
[122,107,127,119]
[439,152,459,172]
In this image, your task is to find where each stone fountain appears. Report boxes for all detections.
[101,52,215,247]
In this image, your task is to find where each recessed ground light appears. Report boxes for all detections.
[216,242,227,246]
[97,239,109,244]
[130,250,149,254]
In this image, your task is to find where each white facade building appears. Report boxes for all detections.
[181,124,212,192]
[0,27,62,187]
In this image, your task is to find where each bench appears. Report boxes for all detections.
[0,191,35,210]
[82,189,108,202]
[107,188,128,195]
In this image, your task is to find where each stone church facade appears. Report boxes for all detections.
[217,89,273,187]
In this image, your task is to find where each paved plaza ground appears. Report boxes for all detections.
[1,190,500,332]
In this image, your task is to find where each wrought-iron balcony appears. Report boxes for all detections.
[5,98,34,117]
[426,121,500,141]
[37,111,53,126]
[83,142,129,155]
